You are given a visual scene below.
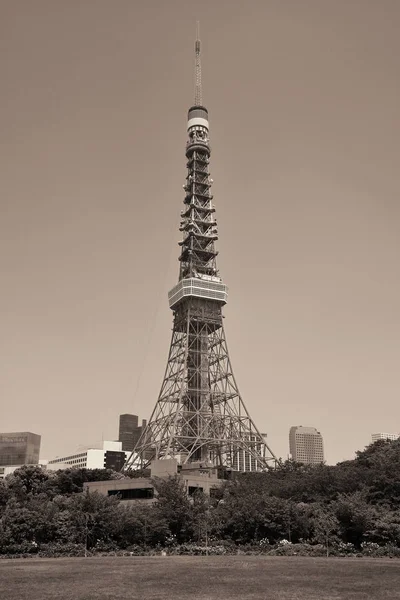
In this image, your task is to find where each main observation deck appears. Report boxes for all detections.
[168,277,228,309]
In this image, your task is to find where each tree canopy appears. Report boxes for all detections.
[0,439,400,554]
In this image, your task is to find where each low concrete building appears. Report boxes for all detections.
[0,465,19,480]
[0,463,46,480]
[84,458,224,501]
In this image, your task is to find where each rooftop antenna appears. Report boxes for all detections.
[194,21,202,106]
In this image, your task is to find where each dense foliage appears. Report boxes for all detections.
[1,439,400,556]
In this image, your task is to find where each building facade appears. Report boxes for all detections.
[0,432,41,467]
[0,466,20,480]
[47,441,129,472]
[118,414,138,451]
[232,433,270,472]
[118,414,147,452]
[84,458,223,501]
[371,432,399,443]
[289,426,324,465]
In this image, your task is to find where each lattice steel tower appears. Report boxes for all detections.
[125,29,276,472]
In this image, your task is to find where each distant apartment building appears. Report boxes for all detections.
[47,441,129,472]
[289,426,324,465]
[0,432,41,467]
[371,432,399,443]
[118,414,147,452]
[232,433,269,472]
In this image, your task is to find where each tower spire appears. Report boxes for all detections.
[194,21,202,106]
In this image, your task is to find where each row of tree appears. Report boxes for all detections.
[1,438,400,553]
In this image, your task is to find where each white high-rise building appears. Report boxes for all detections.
[289,426,324,465]
[371,432,399,443]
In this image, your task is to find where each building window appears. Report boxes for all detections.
[108,488,154,500]
[188,486,203,496]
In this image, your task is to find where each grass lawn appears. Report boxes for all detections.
[1,555,400,600]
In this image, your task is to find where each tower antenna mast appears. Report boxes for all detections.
[195,21,202,106]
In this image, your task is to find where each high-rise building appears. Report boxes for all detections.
[118,414,147,451]
[289,426,324,465]
[371,432,399,443]
[0,432,41,467]
[119,413,138,450]
[233,433,270,472]
[124,31,276,473]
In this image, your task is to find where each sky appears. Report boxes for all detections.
[1,0,399,465]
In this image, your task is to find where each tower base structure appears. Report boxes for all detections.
[124,297,276,472]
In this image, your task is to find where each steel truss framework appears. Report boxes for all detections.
[124,34,277,472]
[125,298,277,471]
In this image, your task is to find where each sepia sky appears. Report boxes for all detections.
[1,0,399,465]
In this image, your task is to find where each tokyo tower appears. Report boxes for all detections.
[125,29,276,472]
